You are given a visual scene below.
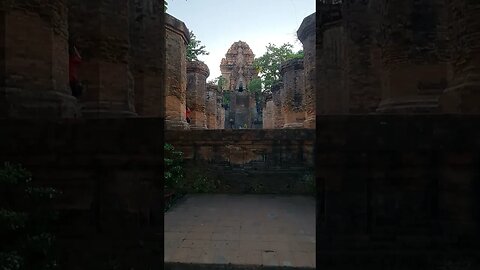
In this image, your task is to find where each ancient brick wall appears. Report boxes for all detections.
[68,0,136,118]
[0,118,163,269]
[372,0,449,113]
[206,84,217,129]
[165,129,315,194]
[271,82,285,128]
[280,58,306,127]
[215,89,225,129]
[165,14,189,129]
[316,3,346,114]
[316,115,480,268]
[342,2,382,113]
[440,0,480,113]
[297,12,316,128]
[262,91,274,129]
[186,61,209,129]
[129,0,165,117]
[0,0,79,118]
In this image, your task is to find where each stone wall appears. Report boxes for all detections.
[215,89,225,129]
[165,13,189,129]
[262,91,274,129]
[165,129,315,194]
[271,82,284,128]
[316,115,480,268]
[0,0,79,118]
[0,118,163,269]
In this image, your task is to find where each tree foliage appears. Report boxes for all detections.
[253,43,304,92]
[0,162,61,270]
[247,78,262,94]
[186,31,209,61]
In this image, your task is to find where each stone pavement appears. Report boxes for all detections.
[164,194,315,268]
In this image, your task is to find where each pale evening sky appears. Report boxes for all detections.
[167,0,315,81]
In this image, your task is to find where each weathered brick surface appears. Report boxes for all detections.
[165,129,314,194]
[316,3,345,114]
[206,83,217,129]
[280,59,305,128]
[342,2,382,113]
[215,88,225,129]
[0,118,164,269]
[165,13,189,129]
[0,0,79,118]
[297,12,316,128]
[316,115,480,268]
[262,91,274,129]
[186,61,209,129]
[440,0,480,113]
[129,0,165,117]
[372,0,449,113]
[271,82,285,129]
[68,0,136,118]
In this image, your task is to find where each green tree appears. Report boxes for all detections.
[186,31,209,61]
[253,43,304,91]
[247,78,262,94]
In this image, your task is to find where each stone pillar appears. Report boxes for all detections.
[129,0,165,117]
[216,89,225,129]
[263,91,274,129]
[317,3,347,114]
[186,61,209,129]
[271,82,284,129]
[342,2,382,113]
[165,14,189,129]
[440,0,480,113]
[206,83,217,129]
[298,12,316,128]
[280,59,305,128]
[0,0,79,118]
[68,0,136,118]
[373,0,449,113]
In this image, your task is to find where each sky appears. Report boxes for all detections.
[167,0,315,81]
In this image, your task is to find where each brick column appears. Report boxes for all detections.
[186,61,209,129]
[280,59,305,128]
[165,14,189,129]
[0,0,79,118]
[129,0,165,117]
[206,83,217,129]
[374,0,449,113]
[440,0,480,112]
[298,13,316,128]
[216,89,225,129]
[317,3,347,114]
[271,82,284,129]
[262,91,274,129]
[342,2,382,113]
[68,0,136,118]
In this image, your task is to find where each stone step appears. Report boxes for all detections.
[164,263,314,270]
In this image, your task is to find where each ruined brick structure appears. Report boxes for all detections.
[280,58,306,128]
[297,13,316,128]
[271,82,285,129]
[68,0,136,118]
[129,0,165,117]
[372,0,449,113]
[215,88,225,129]
[205,83,217,129]
[0,0,79,118]
[220,41,259,129]
[186,61,209,129]
[165,14,189,129]
[440,0,480,113]
[262,90,274,129]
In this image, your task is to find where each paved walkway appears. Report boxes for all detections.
[164,194,315,268]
